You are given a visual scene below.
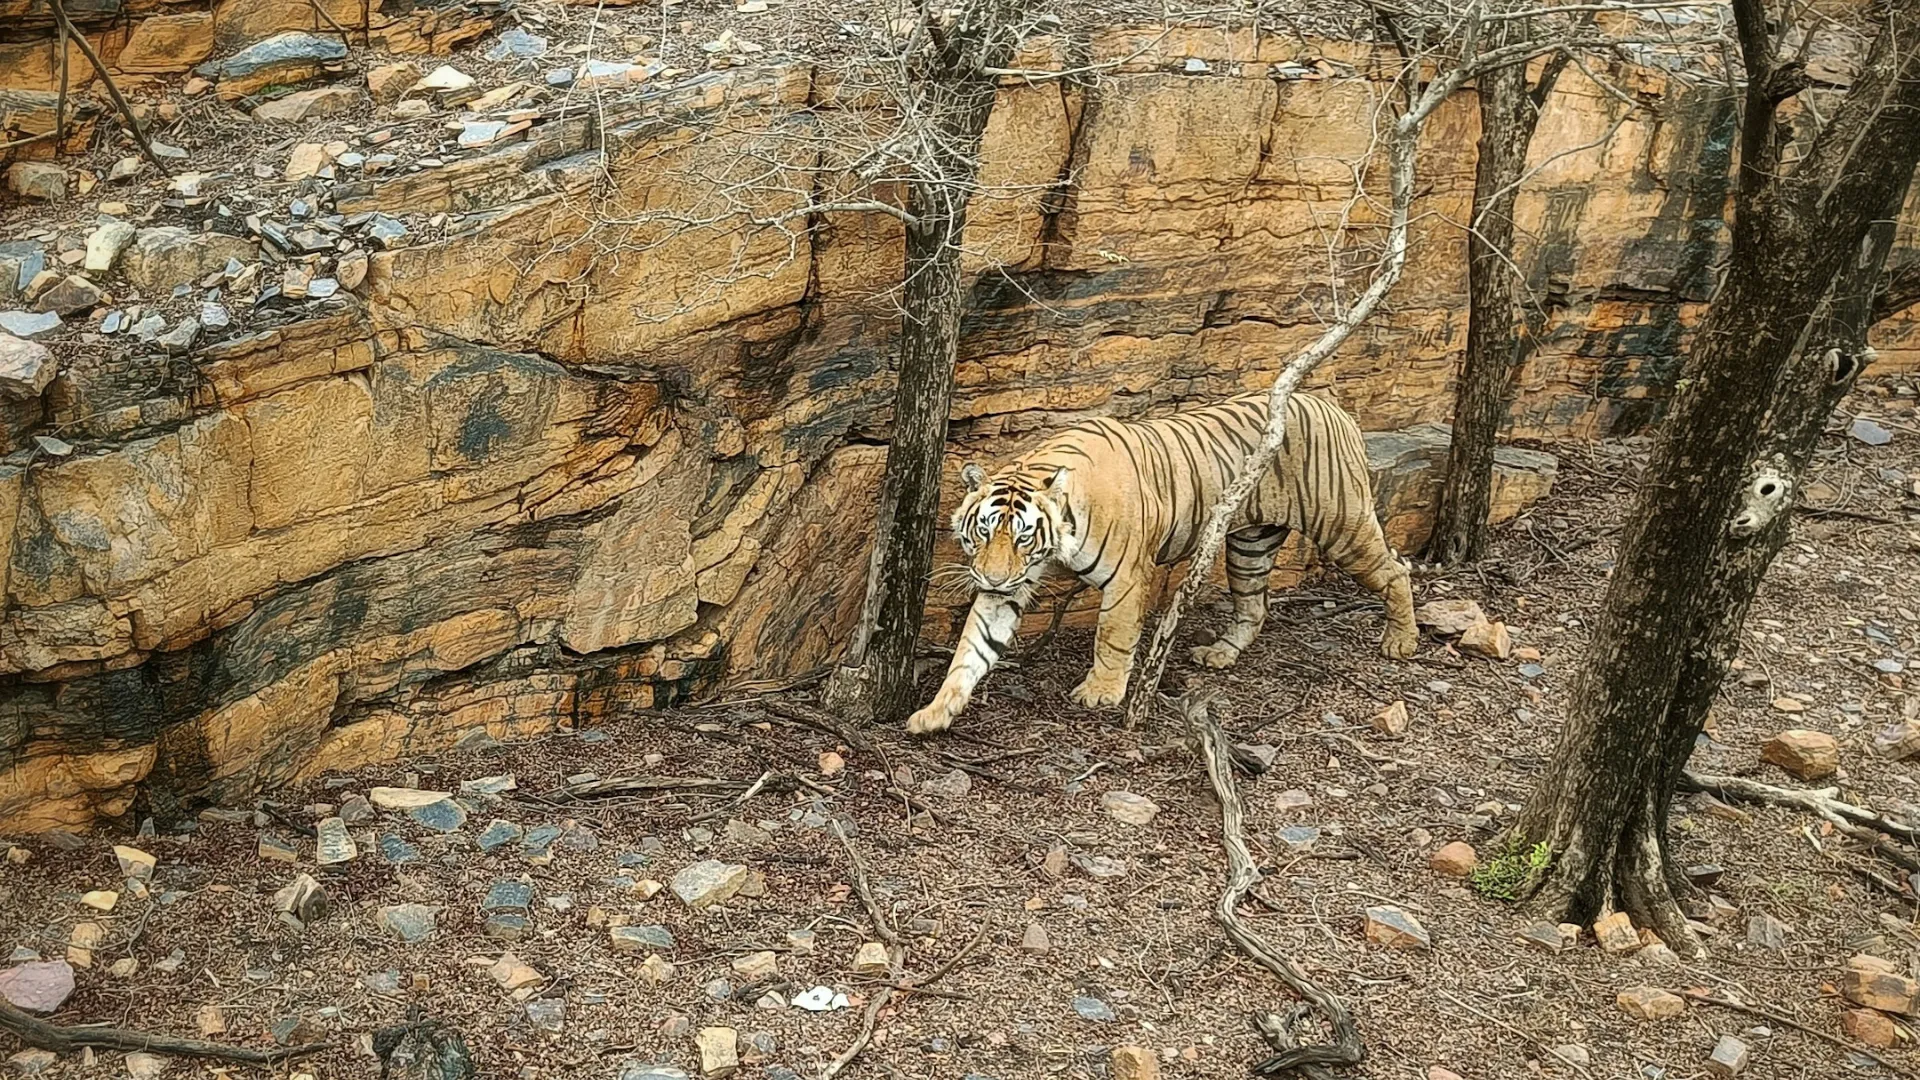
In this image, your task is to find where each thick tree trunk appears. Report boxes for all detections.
[822,2,1017,723]
[1650,179,1911,832]
[1427,36,1542,566]
[1514,2,1920,949]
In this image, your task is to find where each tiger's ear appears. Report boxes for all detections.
[961,463,987,491]
[1046,466,1070,495]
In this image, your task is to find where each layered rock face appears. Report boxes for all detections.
[1,24,1913,832]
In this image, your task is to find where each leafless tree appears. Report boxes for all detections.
[1511,0,1920,951]
[1125,0,1693,729]
[1424,6,1580,566]
[810,0,1033,723]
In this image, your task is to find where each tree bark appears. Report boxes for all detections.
[1513,0,1920,950]
[822,1,1020,723]
[1427,31,1555,566]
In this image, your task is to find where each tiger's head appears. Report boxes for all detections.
[951,461,1076,594]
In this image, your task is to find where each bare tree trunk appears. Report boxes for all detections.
[823,2,1020,723]
[1513,0,1920,950]
[1648,178,1910,835]
[1427,32,1559,565]
[1124,19,1555,726]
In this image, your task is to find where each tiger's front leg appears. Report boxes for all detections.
[906,586,1030,736]
[1069,566,1149,709]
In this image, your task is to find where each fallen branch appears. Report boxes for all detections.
[832,818,901,949]
[539,775,749,800]
[1686,990,1920,1080]
[906,915,993,989]
[1185,695,1364,1076]
[819,987,892,1080]
[759,699,882,760]
[822,819,904,1080]
[1437,990,1592,1079]
[689,770,798,824]
[2,1000,331,1064]
[1682,772,1920,870]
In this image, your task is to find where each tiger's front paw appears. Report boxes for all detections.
[906,703,955,736]
[1380,624,1419,660]
[1068,673,1127,709]
[1190,641,1241,669]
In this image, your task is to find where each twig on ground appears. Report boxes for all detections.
[823,819,906,1080]
[819,987,893,1080]
[832,818,900,949]
[1686,990,1920,1080]
[2,1000,331,1064]
[1437,990,1594,1079]
[689,770,787,824]
[1185,694,1364,1076]
[759,698,892,775]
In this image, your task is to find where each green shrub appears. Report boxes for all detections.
[1470,839,1551,901]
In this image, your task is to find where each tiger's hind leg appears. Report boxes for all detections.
[1190,524,1289,669]
[1321,517,1418,659]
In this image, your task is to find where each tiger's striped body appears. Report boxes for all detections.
[906,391,1418,735]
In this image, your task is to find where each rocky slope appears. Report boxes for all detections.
[0,5,1914,832]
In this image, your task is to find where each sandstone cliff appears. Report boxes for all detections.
[0,10,1914,831]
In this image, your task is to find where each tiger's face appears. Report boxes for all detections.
[952,462,1074,594]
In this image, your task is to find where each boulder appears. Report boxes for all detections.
[0,960,75,1013]
[1427,841,1477,877]
[1415,598,1490,637]
[850,941,890,974]
[1021,922,1051,954]
[696,1027,737,1078]
[195,32,347,99]
[118,14,216,73]
[367,61,422,103]
[0,333,55,400]
[31,275,104,316]
[1366,423,1558,552]
[1101,791,1159,826]
[113,845,157,879]
[1616,986,1685,1020]
[671,860,748,911]
[1760,729,1840,780]
[285,142,332,181]
[4,163,66,201]
[1459,619,1512,659]
[0,242,47,302]
[254,85,364,122]
[1594,911,1640,955]
[1704,1035,1749,1078]
[609,925,675,954]
[123,227,256,296]
[1363,906,1430,949]
[1843,954,1918,1014]
[84,219,137,273]
[1843,1008,1901,1048]
[1372,699,1410,735]
[1110,1046,1159,1080]
[368,786,453,809]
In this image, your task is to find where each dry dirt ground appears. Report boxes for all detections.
[3,377,1919,1080]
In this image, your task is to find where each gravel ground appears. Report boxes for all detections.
[3,376,1918,1080]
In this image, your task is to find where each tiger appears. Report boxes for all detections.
[905,390,1419,736]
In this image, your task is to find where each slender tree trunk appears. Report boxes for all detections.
[1428,32,1563,566]
[1513,1,1920,950]
[823,2,1018,723]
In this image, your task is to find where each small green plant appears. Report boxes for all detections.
[1471,839,1551,901]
